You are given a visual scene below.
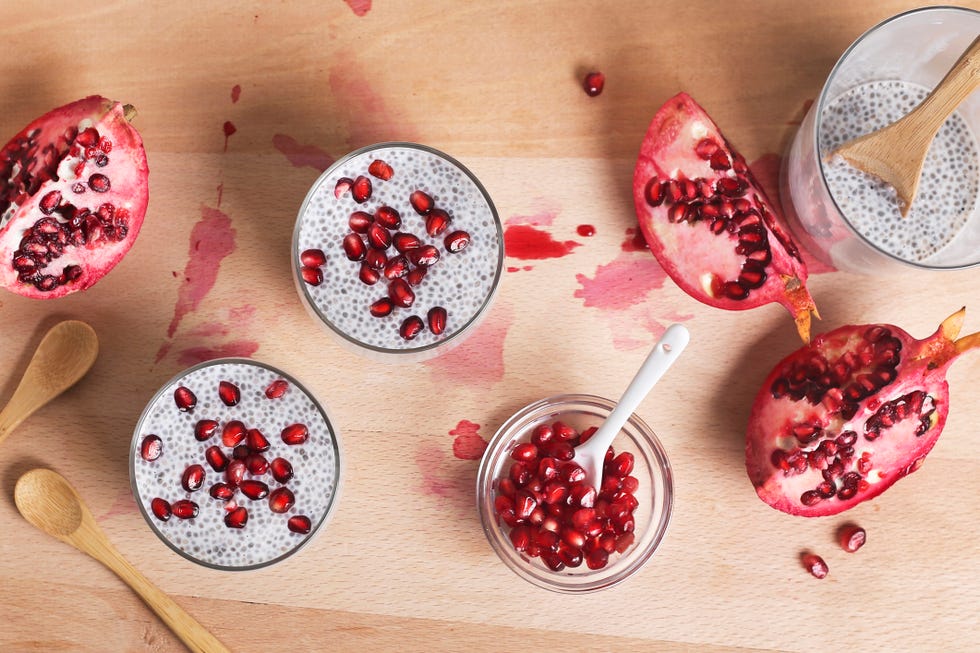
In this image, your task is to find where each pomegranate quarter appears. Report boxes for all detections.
[131,359,341,570]
[633,93,818,342]
[0,95,149,299]
[746,308,980,517]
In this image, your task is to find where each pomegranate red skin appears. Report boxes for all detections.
[633,92,817,341]
[746,309,980,517]
[0,96,149,299]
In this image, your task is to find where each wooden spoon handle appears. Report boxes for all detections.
[81,534,230,653]
[907,34,980,136]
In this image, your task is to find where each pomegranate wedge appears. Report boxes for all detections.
[633,92,817,341]
[746,308,980,517]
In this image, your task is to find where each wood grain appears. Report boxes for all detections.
[1,2,978,652]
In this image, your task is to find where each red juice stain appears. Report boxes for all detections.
[574,252,668,311]
[272,134,334,172]
[505,207,559,227]
[506,266,521,273]
[216,182,224,208]
[577,224,596,237]
[345,0,371,16]
[621,227,649,252]
[504,224,581,260]
[424,303,512,387]
[176,340,260,366]
[223,121,237,152]
[449,420,489,460]
[416,445,468,499]
[231,84,242,103]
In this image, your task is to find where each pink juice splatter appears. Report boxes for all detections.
[176,341,260,366]
[223,121,237,151]
[450,420,489,460]
[345,0,371,16]
[574,252,668,311]
[272,134,334,172]
[423,304,512,387]
[231,84,242,103]
[504,224,580,260]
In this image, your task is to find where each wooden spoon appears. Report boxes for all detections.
[831,34,980,216]
[14,468,231,653]
[0,320,99,447]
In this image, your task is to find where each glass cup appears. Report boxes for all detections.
[781,6,980,274]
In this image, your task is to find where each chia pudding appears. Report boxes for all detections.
[293,142,503,359]
[130,359,341,570]
[821,80,980,263]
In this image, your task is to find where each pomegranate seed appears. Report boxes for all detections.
[225,506,248,529]
[88,173,110,192]
[410,190,434,215]
[269,487,296,513]
[233,444,250,460]
[270,457,294,483]
[407,245,440,267]
[205,446,229,472]
[388,278,415,308]
[150,498,172,521]
[384,255,409,279]
[405,265,426,287]
[579,426,598,444]
[174,386,197,412]
[265,379,288,399]
[365,247,388,271]
[374,205,402,229]
[608,452,635,477]
[367,223,391,249]
[300,248,326,267]
[585,547,609,570]
[351,175,372,203]
[392,232,422,253]
[509,524,531,551]
[335,177,353,199]
[239,480,269,500]
[171,500,199,520]
[552,421,577,441]
[288,515,312,534]
[181,465,206,492]
[39,190,61,214]
[246,453,269,475]
[222,420,247,447]
[348,210,373,233]
[368,158,394,180]
[209,483,235,500]
[709,149,732,170]
[511,442,539,462]
[532,424,554,445]
[425,208,451,236]
[226,459,247,486]
[427,306,447,335]
[218,380,240,406]
[444,230,471,253]
[140,434,163,461]
[370,297,394,317]
[301,266,323,286]
[582,71,605,97]
[359,263,381,285]
[839,524,867,553]
[802,552,829,579]
[246,428,271,452]
[399,315,425,340]
[342,233,366,261]
[281,423,309,446]
[569,484,597,508]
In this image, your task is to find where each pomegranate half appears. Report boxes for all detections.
[745,308,980,517]
[0,95,149,299]
[633,92,817,341]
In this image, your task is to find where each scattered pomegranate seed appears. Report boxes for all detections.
[270,457,294,483]
[171,500,199,520]
[367,223,391,249]
[193,419,219,442]
[370,297,394,317]
[281,423,309,446]
[407,245,440,267]
[181,465,206,492]
[246,428,271,452]
[150,497,172,521]
[410,190,434,215]
[838,524,867,553]
[269,487,296,513]
[246,453,269,475]
[39,190,61,214]
[374,205,401,229]
[334,177,353,198]
[233,444,250,460]
[365,247,387,271]
[301,266,323,286]
[226,459,247,486]
[140,434,163,461]
[388,277,415,308]
[425,209,451,236]
[351,175,372,203]
[225,506,249,529]
[88,173,110,193]
[359,263,380,285]
[300,248,326,267]
[218,380,241,407]
[582,71,605,97]
[399,315,424,340]
[342,233,367,261]
[240,480,270,500]
[802,552,829,579]
[406,265,427,287]
[205,445,230,472]
[222,420,247,447]
[427,306,447,335]
[174,386,197,412]
[368,158,394,180]
[209,483,235,500]
[444,230,471,253]
[265,379,289,399]
[348,210,373,233]
[392,232,422,253]
[288,515,312,534]
[384,255,409,279]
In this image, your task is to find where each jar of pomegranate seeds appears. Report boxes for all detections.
[477,394,673,592]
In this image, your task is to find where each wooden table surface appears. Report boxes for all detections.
[1,2,979,651]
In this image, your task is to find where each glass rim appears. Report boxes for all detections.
[812,5,980,271]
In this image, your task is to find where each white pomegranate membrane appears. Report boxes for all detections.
[131,359,340,570]
[293,142,503,358]
[820,80,980,263]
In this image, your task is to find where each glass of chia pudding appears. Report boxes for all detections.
[781,6,980,274]
[293,142,504,361]
[130,358,341,571]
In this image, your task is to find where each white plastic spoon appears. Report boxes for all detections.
[575,324,690,490]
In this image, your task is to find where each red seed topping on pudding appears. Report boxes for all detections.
[140,434,163,461]
[174,386,196,412]
[265,379,288,399]
[368,159,394,181]
[218,381,240,407]
[281,423,309,446]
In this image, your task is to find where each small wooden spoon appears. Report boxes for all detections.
[0,320,99,447]
[831,34,980,216]
[14,468,231,653]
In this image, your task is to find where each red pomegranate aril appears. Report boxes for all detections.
[583,71,605,97]
[534,528,560,551]
[245,453,268,475]
[205,445,229,472]
[225,459,247,486]
[406,265,427,287]
[174,386,197,412]
[225,506,249,529]
[422,208,450,237]
[609,451,635,478]
[367,223,391,249]
[222,420,247,447]
[388,277,415,308]
[368,158,394,181]
[569,483,597,508]
[288,515,312,534]
[245,428,270,452]
[427,306,447,335]
[233,443,249,459]
[334,177,353,199]
[270,457,294,484]
[410,189,434,215]
[281,423,309,446]
[510,461,532,486]
[406,245,440,267]
[265,379,288,399]
[561,526,586,549]
[384,255,409,279]
[511,442,539,462]
[150,498,172,521]
[560,462,586,484]
[181,464,206,492]
[392,232,422,253]
[342,233,366,261]
[359,263,380,285]
[365,247,387,271]
[209,482,235,501]
[301,266,323,286]
[88,173,110,193]
[351,175,372,203]
[348,210,373,233]
[514,491,537,520]
[269,487,296,513]
[370,297,394,317]
[300,248,326,267]
[444,230,471,253]
[140,434,163,461]
[374,205,401,229]
[802,552,829,579]
[509,524,532,551]
[532,424,554,445]
[171,500,199,520]
[546,441,575,461]
[218,380,240,407]
[839,524,867,553]
[239,479,270,500]
[400,315,424,340]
